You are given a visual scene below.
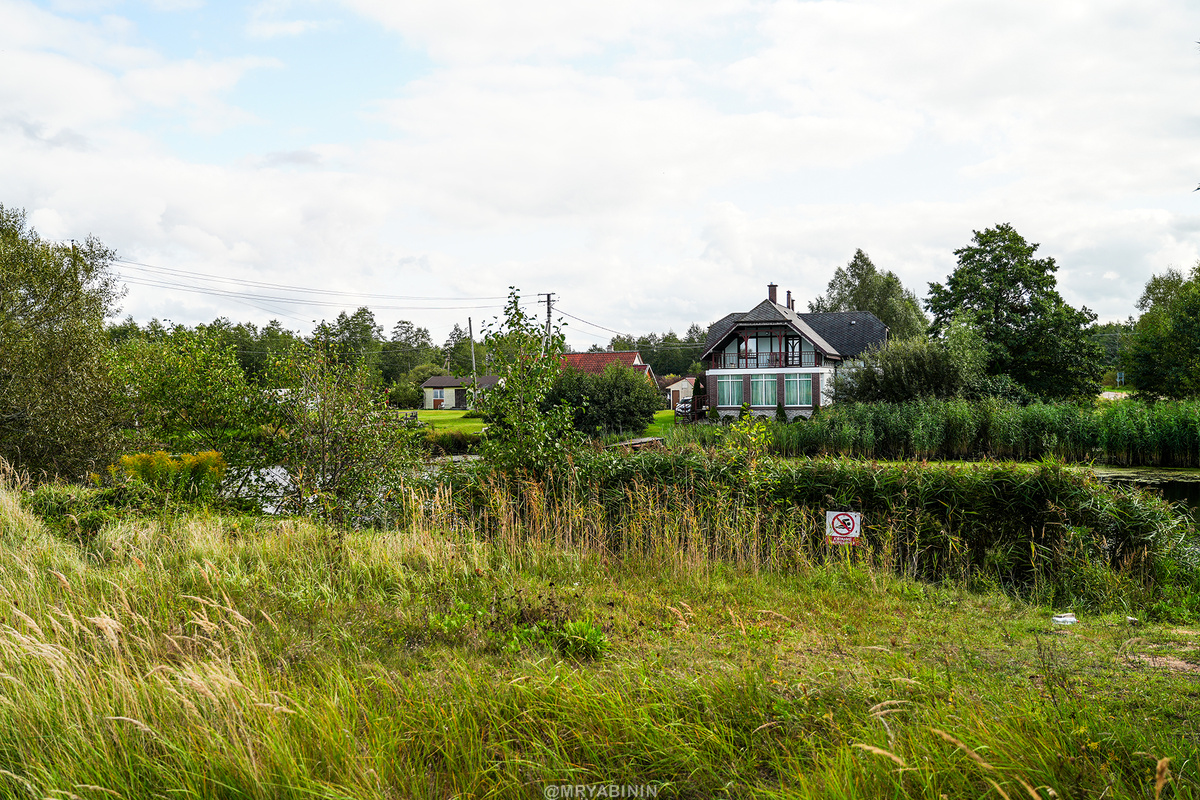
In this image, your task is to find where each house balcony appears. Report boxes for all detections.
[711,352,820,369]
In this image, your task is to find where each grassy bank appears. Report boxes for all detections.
[437,452,1200,620]
[0,473,1197,798]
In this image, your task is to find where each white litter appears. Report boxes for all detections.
[1051,613,1077,625]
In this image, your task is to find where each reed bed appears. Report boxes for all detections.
[437,453,1200,617]
[680,398,1200,466]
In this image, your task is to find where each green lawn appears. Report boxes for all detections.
[415,409,485,433]
[416,408,670,439]
[645,408,676,437]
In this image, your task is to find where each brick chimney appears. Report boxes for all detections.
[768,283,778,304]
[786,290,792,310]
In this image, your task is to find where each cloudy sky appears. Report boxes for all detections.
[5,0,1200,349]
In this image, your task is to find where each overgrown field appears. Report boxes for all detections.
[1,460,1199,798]
[675,398,1200,467]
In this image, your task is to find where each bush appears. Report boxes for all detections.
[424,430,480,456]
[386,382,422,409]
[24,480,164,539]
[117,450,226,500]
[546,363,662,438]
[267,347,424,524]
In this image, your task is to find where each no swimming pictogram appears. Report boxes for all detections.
[825,511,862,545]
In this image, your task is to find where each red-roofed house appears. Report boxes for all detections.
[561,351,656,384]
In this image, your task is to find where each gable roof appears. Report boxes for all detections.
[701,300,887,361]
[562,351,643,372]
[562,351,655,382]
[421,375,500,389]
[800,311,889,360]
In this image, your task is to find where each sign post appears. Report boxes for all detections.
[825,511,862,546]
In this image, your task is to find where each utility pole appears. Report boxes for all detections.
[537,292,554,352]
[467,316,477,408]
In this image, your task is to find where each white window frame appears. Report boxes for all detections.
[751,373,776,406]
[785,374,812,406]
[717,375,743,407]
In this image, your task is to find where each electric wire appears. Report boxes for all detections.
[114,258,507,301]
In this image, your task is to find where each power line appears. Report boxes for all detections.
[556,307,709,349]
[118,275,507,312]
[115,258,507,301]
[556,307,634,338]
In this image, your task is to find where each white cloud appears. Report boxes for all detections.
[340,0,749,62]
[145,0,204,10]
[4,0,1200,343]
[246,0,337,39]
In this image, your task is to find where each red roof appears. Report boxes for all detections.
[562,351,655,382]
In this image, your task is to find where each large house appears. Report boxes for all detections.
[420,375,500,410]
[701,284,887,419]
[561,351,656,385]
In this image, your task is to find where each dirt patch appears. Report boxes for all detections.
[1131,653,1200,673]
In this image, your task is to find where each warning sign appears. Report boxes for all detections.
[825,511,862,545]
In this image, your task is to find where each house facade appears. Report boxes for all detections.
[420,375,500,410]
[701,284,887,420]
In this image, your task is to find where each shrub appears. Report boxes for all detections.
[547,364,662,438]
[267,347,424,524]
[117,450,226,499]
[424,430,480,456]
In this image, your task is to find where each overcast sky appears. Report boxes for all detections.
[5,0,1200,349]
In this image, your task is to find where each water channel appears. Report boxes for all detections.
[1087,466,1200,512]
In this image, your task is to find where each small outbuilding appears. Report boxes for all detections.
[420,375,500,410]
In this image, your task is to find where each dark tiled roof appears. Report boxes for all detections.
[421,375,500,389]
[799,312,889,359]
[703,313,741,354]
[700,301,886,361]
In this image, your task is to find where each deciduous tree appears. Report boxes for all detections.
[0,205,124,477]
[809,249,928,340]
[476,289,581,475]
[926,224,1102,400]
[1122,264,1200,398]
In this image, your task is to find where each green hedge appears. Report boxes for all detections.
[438,451,1200,617]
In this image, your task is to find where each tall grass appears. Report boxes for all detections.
[436,452,1200,616]
[0,467,1196,798]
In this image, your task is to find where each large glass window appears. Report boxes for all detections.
[785,374,812,406]
[751,374,776,406]
[718,375,743,407]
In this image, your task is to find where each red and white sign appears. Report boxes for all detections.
[825,511,862,545]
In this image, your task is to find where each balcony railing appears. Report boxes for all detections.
[712,352,819,369]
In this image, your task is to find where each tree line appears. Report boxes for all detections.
[3,197,1191,481]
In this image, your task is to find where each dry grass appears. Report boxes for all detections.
[0,476,1195,798]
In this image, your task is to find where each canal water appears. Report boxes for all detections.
[1088,466,1200,512]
